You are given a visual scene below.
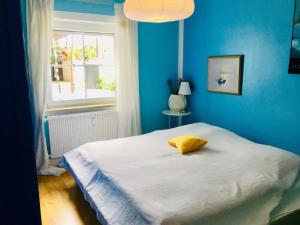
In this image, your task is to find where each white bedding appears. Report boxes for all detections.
[63,123,300,225]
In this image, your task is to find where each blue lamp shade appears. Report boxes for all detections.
[179,82,191,96]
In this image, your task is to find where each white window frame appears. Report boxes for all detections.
[47,11,117,109]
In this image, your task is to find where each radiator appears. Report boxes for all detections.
[47,110,118,158]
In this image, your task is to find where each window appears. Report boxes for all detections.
[49,12,116,108]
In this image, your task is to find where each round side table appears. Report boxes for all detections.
[162,110,192,128]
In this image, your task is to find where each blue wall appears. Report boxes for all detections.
[139,22,179,133]
[184,0,300,154]
[55,0,115,15]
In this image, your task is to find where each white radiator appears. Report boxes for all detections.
[47,110,118,158]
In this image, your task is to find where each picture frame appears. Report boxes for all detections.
[289,0,300,74]
[207,55,244,95]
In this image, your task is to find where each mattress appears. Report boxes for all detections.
[62,123,300,225]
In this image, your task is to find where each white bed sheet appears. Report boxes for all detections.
[63,123,300,225]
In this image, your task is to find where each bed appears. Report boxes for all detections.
[62,123,300,225]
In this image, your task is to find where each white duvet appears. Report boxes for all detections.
[63,123,300,225]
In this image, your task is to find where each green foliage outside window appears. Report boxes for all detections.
[98,77,116,91]
[51,42,99,64]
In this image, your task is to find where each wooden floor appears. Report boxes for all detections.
[38,172,300,225]
[38,172,101,225]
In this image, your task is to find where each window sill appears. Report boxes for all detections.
[46,103,117,115]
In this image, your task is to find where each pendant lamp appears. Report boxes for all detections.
[123,0,195,23]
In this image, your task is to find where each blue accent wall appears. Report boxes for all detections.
[139,22,179,133]
[184,0,300,154]
[55,0,115,15]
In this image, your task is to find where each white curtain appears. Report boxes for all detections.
[115,4,141,137]
[27,0,64,175]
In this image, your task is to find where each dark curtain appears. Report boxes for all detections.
[0,0,41,225]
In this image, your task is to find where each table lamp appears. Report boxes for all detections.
[178,82,191,112]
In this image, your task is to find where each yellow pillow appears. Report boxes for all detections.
[168,135,208,154]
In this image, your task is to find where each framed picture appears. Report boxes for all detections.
[289,0,300,74]
[208,55,244,95]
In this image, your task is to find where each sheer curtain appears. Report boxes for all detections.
[27,0,64,175]
[115,4,141,137]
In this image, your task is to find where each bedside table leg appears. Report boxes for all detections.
[178,116,182,126]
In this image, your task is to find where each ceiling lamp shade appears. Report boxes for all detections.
[123,0,195,23]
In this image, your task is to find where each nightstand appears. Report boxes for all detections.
[162,110,192,128]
